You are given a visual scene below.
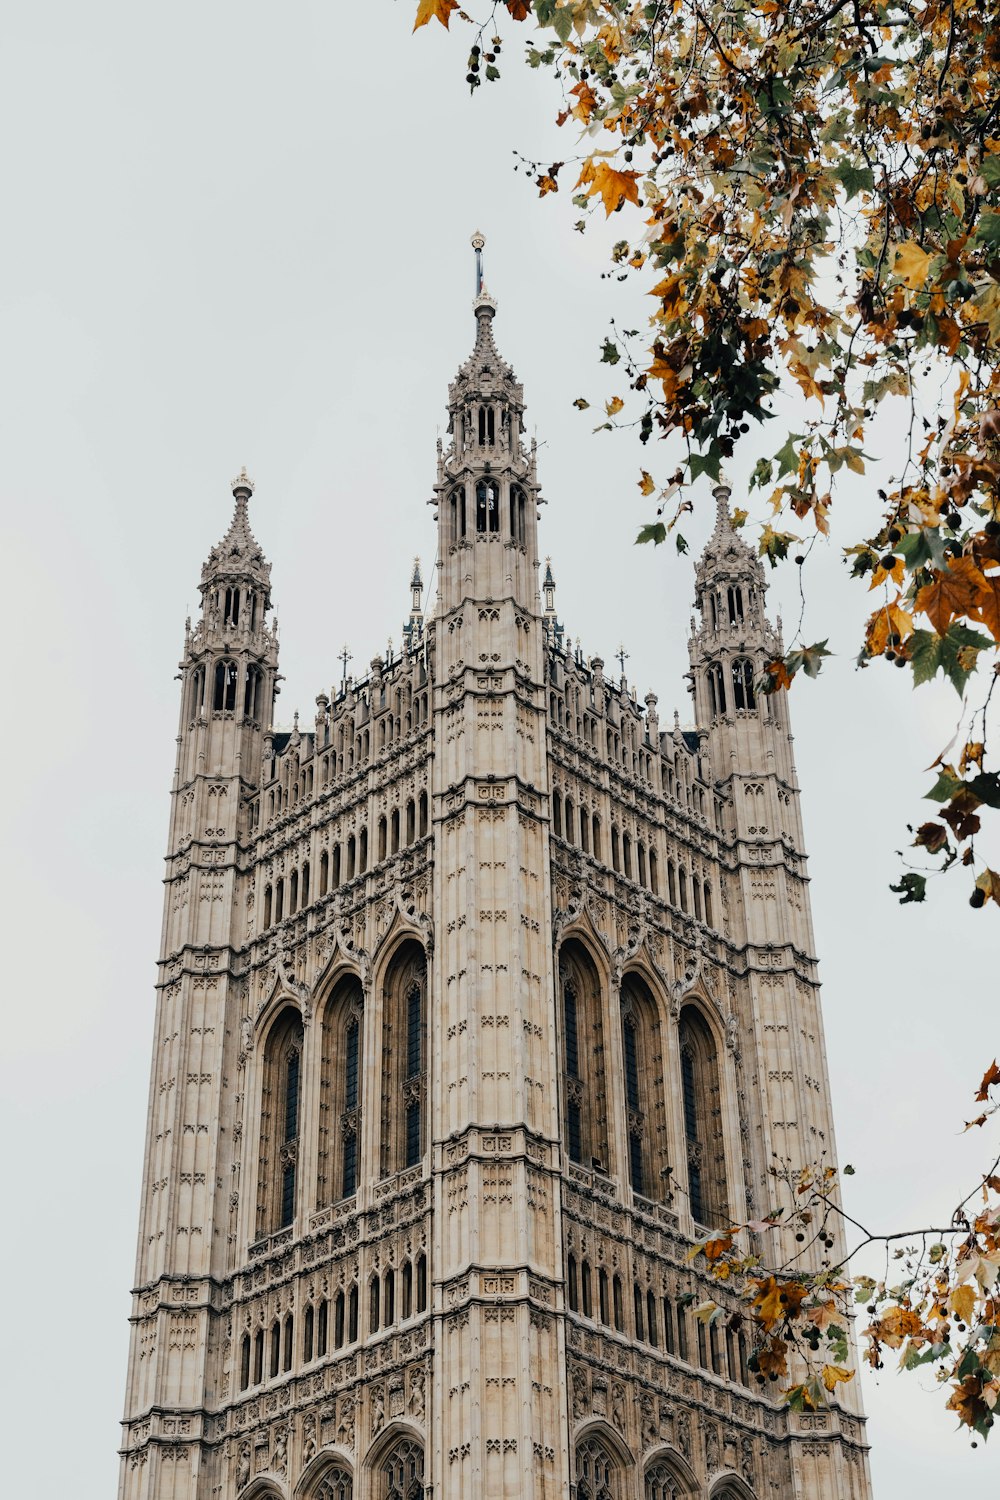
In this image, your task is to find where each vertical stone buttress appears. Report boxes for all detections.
[430,290,567,1499]
[120,472,278,1498]
[688,486,868,1497]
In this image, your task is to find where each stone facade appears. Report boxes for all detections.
[119,284,873,1499]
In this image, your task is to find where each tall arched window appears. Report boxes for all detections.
[213,658,238,711]
[559,942,609,1172]
[475,479,500,533]
[727,585,745,625]
[189,665,205,719]
[620,975,670,1201]
[552,790,563,838]
[317,977,364,1206]
[244,664,262,720]
[510,483,527,544]
[707,660,727,717]
[450,485,466,542]
[381,944,428,1176]
[576,1434,623,1500]
[679,1007,728,1228]
[732,658,756,711]
[256,1009,304,1236]
[379,1438,424,1500]
[315,1467,354,1500]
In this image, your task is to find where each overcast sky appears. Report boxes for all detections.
[0,4,995,1496]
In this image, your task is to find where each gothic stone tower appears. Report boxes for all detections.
[119,262,873,1500]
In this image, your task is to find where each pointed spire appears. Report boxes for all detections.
[404,555,425,652]
[201,468,272,593]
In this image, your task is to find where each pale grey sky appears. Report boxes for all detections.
[0,4,995,1496]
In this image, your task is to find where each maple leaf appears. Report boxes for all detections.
[413,0,458,29]
[752,1276,806,1329]
[504,0,532,18]
[605,396,624,417]
[914,556,988,637]
[894,241,934,290]
[821,1364,854,1393]
[969,569,1000,643]
[949,1283,978,1324]
[638,470,655,496]
[536,174,559,197]
[579,160,642,216]
[868,1306,924,1349]
[976,1061,1000,1103]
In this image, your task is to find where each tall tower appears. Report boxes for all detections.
[120,248,872,1500]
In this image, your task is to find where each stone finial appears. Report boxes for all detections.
[232,466,254,498]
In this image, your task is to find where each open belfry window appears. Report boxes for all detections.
[475,478,500,533]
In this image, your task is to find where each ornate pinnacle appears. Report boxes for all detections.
[232,466,254,497]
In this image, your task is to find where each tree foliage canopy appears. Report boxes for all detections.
[416,0,1000,907]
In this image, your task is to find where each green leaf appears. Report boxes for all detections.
[888,872,927,903]
[551,5,573,43]
[970,772,1000,809]
[897,528,948,572]
[981,155,1000,189]
[834,160,875,199]
[636,523,667,546]
[925,767,964,803]
[936,623,993,694]
[908,630,944,688]
[974,210,1000,251]
[675,532,689,554]
[788,640,831,679]
[600,339,620,365]
[689,446,723,482]
[773,432,802,479]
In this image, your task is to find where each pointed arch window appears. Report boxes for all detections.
[315,1467,353,1500]
[213,658,238,712]
[380,944,428,1176]
[559,943,609,1171]
[576,1434,623,1500]
[243,665,262,720]
[680,1007,728,1228]
[707,660,727,717]
[450,485,466,542]
[645,1459,686,1500]
[475,479,500,533]
[620,976,670,1202]
[256,1010,304,1235]
[732,658,756,711]
[379,1438,424,1500]
[510,483,527,544]
[318,977,364,1207]
[189,665,205,719]
[727,585,745,625]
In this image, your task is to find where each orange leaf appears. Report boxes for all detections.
[505,0,532,17]
[638,470,655,496]
[536,175,559,197]
[914,555,988,636]
[413,0,458,29]
[578,160,642,216]
[976,1061,1000,1103]
[969,569,1000,643]
[865,598,914,655]
[765,658,793,691]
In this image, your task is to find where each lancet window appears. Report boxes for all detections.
[707,660,727,717]
[559,942,609,1172]
[679,1006,728,1227]
[317,976,364,1206]
[475,479,500,533]
[244,665,262,719]
[380,943,428,1176]
[732,658,756,711]
[449,486,466,543]
[510,483,527,544]
[256,1008,304,1236]
[645,1459,686,1500]
[213,658,238,712]
[620,976,669,1201]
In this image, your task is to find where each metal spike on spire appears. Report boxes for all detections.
[471,230,485,297]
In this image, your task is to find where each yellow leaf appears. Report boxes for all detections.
[638,470,655,496]
[949,1283,978,1325]
[606,396,624,417]
[413,0,458,29]
[821,1364,855,1392]
[894,241,934,291]
[577,160,642,216]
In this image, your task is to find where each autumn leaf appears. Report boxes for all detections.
[914,556,988,637]
[504,0,532,18]
[578,160,642,216]
[976,1061,1000,1102]
[948,1283,978,1325]
[606,396,624,417]
[894,241,934,290]
[413,0,458,30]
[536,174,559,197]
[638,469,655,496]
[821,1364,854,1392]
[969,569,1000,643]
